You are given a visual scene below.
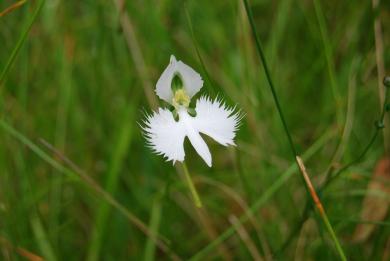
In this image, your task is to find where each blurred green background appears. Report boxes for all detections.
[0,0,389,260]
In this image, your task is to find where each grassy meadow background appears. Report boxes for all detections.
[0,0,390,260]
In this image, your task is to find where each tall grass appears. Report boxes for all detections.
[0,0,389,260]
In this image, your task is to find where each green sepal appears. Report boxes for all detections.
[172,110,179,121]
[187,108,197,117]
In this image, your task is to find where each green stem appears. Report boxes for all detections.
[242,0,296,157]
[325,84,389,188]
[182,162,202,208]
[322,213,347,261]
[242,0,346,259]
[184,6,216,95]
[278,83,390,254]
[0,0,45,86]
[296,156,347,261]
[313,0,342,125]
[189,130,333,260]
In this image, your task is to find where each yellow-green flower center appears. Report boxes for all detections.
[172,89,190,109]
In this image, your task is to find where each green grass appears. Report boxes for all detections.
[0,0,389,260]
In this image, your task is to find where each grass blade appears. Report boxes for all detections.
[0,0,27,18]
[144,190,164,261]
[86,106,135,261]
[296,156,347,261]
[0,0,45,86]
[0,119,180,260]
[190,129,333,260]
[30,215,57,261]
[242,0,346,258]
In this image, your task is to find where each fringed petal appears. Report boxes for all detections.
[193,96,242,146]
[142,108,186,164]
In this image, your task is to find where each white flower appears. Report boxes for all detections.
[143,55,241,167]
[155,55,203,104]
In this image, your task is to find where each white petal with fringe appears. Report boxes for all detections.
[143,96,241,167]
[143,108,186,164]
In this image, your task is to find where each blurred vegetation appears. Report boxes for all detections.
[0,0,389,260]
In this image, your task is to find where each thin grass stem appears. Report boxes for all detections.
[111,0,158,109]
[371,0,389,154]
[325,84,389,188]
[184,6,216,95]
[189,130,333,260]
[0,0,27,18]
[182,162,202,208]
[0,119,180,260]
[242,0,346,258]
[242,0,296,157]
[296,156,347,261]
[0,0,45,86]
[313,0,342,125]
[278,82,389,254]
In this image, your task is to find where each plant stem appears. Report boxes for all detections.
[189,130,333,260]
[296,156,347,261]
[242,0,347,259]
[0,120,180,259]
[279,84,389,254]
[0,0,45,86]
[326,84,389,188]
[0,0,27,18]
[182,162,202,208]
[242,0,296,157]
